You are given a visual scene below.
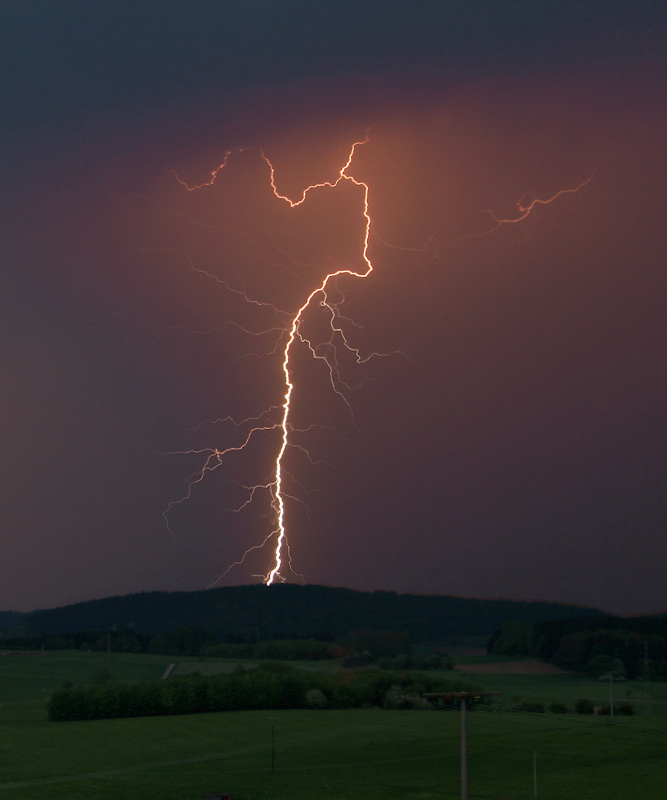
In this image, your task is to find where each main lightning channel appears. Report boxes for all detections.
[263,138,373,584]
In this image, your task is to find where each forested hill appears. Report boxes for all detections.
[0,611,23,632]
[6,585,605,641]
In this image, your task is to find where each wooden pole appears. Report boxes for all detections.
[268,716,278,773]
[422,691,501,800]
[645,641,652,714]
[460,697,468,800]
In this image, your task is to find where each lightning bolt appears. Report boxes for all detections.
[256,138,376,584]
[164,137,377,585]
[163,134,594,587]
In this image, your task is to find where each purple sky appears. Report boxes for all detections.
[1,2,666,613]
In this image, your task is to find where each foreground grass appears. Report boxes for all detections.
[1,652,666,799]
[1,707,666,799]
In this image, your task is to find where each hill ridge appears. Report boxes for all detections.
[4,584,608,641]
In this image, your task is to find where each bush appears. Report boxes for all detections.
[549,702,568,714]
[575,698,595,715]
[586,654,626,680]
[305,688,328,708]
[598,704,632,716]
[521,702,545,713]
[383,685,429,710]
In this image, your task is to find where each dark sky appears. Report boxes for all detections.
[2,1,666,614]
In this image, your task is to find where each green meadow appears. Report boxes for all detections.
[1,651,666,799]
[452,658,667,710]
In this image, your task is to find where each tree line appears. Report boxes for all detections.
[488,615,667,679]
[0,626,452,669]
[47,663,481,722]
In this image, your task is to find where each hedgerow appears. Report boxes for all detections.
[47,664,482,721]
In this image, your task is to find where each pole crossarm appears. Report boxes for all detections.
[423,691,502,700]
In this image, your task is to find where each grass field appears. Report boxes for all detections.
[453,667,667,714]
[1,651,666,799]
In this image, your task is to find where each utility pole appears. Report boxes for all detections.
[460,697,467,800]
[268,717,278,773]
[106,632,112,680]
[644,641,652,714]
[424,691,502,800]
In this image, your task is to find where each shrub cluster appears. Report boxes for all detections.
[572,698,635,716]
[46,664,482,722]
[520,701,545,713]
[575,698,595,715]
[595,702,635,716]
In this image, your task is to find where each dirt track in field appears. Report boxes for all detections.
[455,659,570,675]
